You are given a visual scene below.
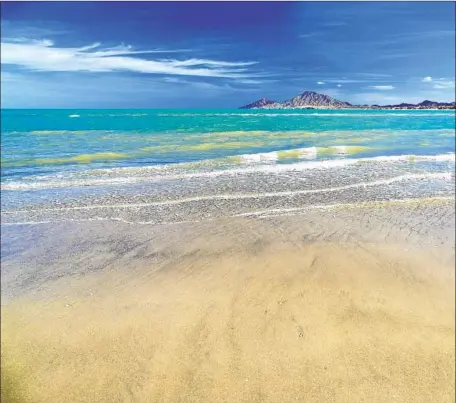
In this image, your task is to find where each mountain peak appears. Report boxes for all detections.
[239,98,277,109]
[283,91,351,108]
[299,90,319,96]
[239,91,350,109]
[418,100,437,106]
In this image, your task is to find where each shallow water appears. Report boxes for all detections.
[1,109,455,223]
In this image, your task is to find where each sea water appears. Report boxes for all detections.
[1,109,455,225]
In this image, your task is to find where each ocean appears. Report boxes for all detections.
[1,109,455,224]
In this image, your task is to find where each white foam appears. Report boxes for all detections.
[0,217,200,227]
[87,113,149,117]
[235,196,456,218]
[2,196,454,227]
[368,154,455,163]
[331,145,348,154]
[1,176,146,190]
[240,151,278,163]
[239,147,319,162]
[69,114,80,118]
[302,146,318,154]
[2,153,454,191]
[2,172,452,214]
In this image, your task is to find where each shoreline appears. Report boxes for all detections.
[2,197,454,300]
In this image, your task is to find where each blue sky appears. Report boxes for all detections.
[1,1,455,108]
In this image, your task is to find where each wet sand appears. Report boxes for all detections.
[1,200,455,403]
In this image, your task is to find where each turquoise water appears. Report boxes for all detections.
[2,109,455,170]
[1,109,455,224]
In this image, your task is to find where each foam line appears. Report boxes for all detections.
[2,196,454,227]
[2,153,454,191]
[235,196,456,218]
[2,172,453,214]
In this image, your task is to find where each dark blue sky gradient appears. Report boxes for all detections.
[1,2,455,108]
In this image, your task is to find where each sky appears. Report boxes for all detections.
[1,1,455,108]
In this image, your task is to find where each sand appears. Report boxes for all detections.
[1,203,455,403]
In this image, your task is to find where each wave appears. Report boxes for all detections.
[8,128,454,140]
[235,148,452,164]
[235,196,456,219]
[2,196,454,227]
[88,113,149,117]
[364,153,455,162]
[30,130,85,135]
[2,152,130,168]
[0,217,199,227]
[0,143,373,168]
[141,141,262,153]
[2,152,454,191]
[2,172,453,210]
[235,146,363,162]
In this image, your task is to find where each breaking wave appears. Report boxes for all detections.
[2,151,454,191]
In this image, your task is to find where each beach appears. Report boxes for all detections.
[2,200,455,403]
[1,109,455,402]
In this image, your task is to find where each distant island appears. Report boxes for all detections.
[240,91,456,110]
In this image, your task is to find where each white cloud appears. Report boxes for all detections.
[161,76,250,91]
[421,76,455,90]
[348,93,417,105]
[337,84,342,88]
[348,88,455,106]
[1,71,250,108]
[1,20,71,40]
[0,39,257,78]
[354,73,393,78]
[432,80,455,89]
[299,33,321,39]
[323,21,347,27]
[368,85,395,90]
[326,79,375,84]
[236,79,268,85]
[317,81,325,85]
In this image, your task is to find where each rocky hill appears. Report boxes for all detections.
[240,91,455,110]
[281,91,351,109]
[240,91,351,109]
[381,100,456,109]
[239,98,277,109]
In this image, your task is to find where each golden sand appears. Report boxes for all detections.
[1,241,454,403]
